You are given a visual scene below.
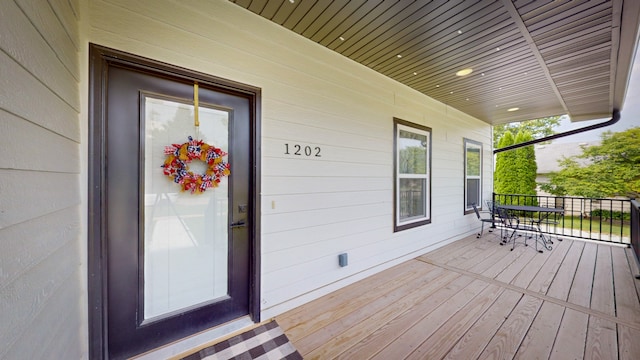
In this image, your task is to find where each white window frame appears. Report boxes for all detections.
[393,118,431,232]
[464,138,483,214]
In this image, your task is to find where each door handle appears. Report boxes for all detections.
[230,220,246,229]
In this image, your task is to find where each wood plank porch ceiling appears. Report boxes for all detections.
[230,0,640,125]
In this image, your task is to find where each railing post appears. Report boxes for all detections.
[630,199,640,279]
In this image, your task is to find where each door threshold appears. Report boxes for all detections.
[132,316,255,360]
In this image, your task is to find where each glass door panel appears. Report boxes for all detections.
[143,96,229,321]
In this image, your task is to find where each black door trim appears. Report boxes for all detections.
[87,43,261,359]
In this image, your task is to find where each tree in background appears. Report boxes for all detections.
[513,131,538,205]
[494,130,539,204]
[493,116,561,148]
[540,127,640,199]
[494,131,519,195]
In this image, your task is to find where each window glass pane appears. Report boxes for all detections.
[466,145,481,176]
[399,178,426,220]
[466,178,480,208]
[399,130,427,174]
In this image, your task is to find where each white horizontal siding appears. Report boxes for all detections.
[0,0,82,358]
[264,176,390,196]
[50,0,80,51]
[15,0,80,80]
[88,0,493,324]
[0,109,79,172]
[0,219,81,359]
[1,0,79,110]
[262,214,390,254]
[0,170,80,229]
[0,50,79,141]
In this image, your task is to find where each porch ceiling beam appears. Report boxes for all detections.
[500,0,569,115]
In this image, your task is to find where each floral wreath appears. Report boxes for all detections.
[161,136,230,194]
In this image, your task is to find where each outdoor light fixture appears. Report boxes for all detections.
[508,107,520,112]
[456,68,473,76]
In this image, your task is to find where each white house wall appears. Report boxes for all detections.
[88,0,493,320]
[0,0,84,358]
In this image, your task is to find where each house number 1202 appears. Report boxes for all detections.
[284,143,321,157]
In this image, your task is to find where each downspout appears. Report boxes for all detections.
[493,109,621,154]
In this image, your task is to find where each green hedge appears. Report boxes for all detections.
[590,209,631,221]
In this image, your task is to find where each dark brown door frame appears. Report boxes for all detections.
[87,43,261,359]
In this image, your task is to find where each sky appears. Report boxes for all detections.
[552,44,640,143]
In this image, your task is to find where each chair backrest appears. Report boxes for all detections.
[471,203,481,219]
[496,207,518,228]
[485,199,500,215]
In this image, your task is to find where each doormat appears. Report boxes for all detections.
[181,320,303,360]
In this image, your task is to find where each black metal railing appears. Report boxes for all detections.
[493,193,632,245]
[631,199,640,275]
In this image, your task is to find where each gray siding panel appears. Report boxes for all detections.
[0,0,81,358]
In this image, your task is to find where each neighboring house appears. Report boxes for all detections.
[1,1,638,359]
[535,141,599,217]
[535,141,599,191]
[535,141,630,217]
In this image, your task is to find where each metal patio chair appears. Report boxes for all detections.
[497,207,545,253]
[472,203,495,238]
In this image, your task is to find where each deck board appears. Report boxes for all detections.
[625,247,640,307]
[494,246,538,283]
[585,316,618,360]
[591,245,615,316]
[370,279,491,360]
[334,274,476,360]
[549,308,588,360]
[568,242,598,308]
[302,267,455,358]
[612,248,640,320]
[526,239,572,295]
[277,234,640,359]
[443,289,523,360]
[478,295,543,360]
[546,241,584,301]
[618,325,640,360]
[405,284,505,359]
[514,301,564,360]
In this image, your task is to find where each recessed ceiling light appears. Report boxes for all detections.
[481,72,485,76]
[413,72,418,75]
[508,107,520,112]
[436,85,440,88]
[496,47,501,51]
[396,54,402,58]
[339,36,345,41]
[466,98,469,101]
[457,30,463,34]
[456,68,473,76]
[289,0,295,3]
[450,91,454,94]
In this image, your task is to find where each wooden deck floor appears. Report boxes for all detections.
[276,233,640,359]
